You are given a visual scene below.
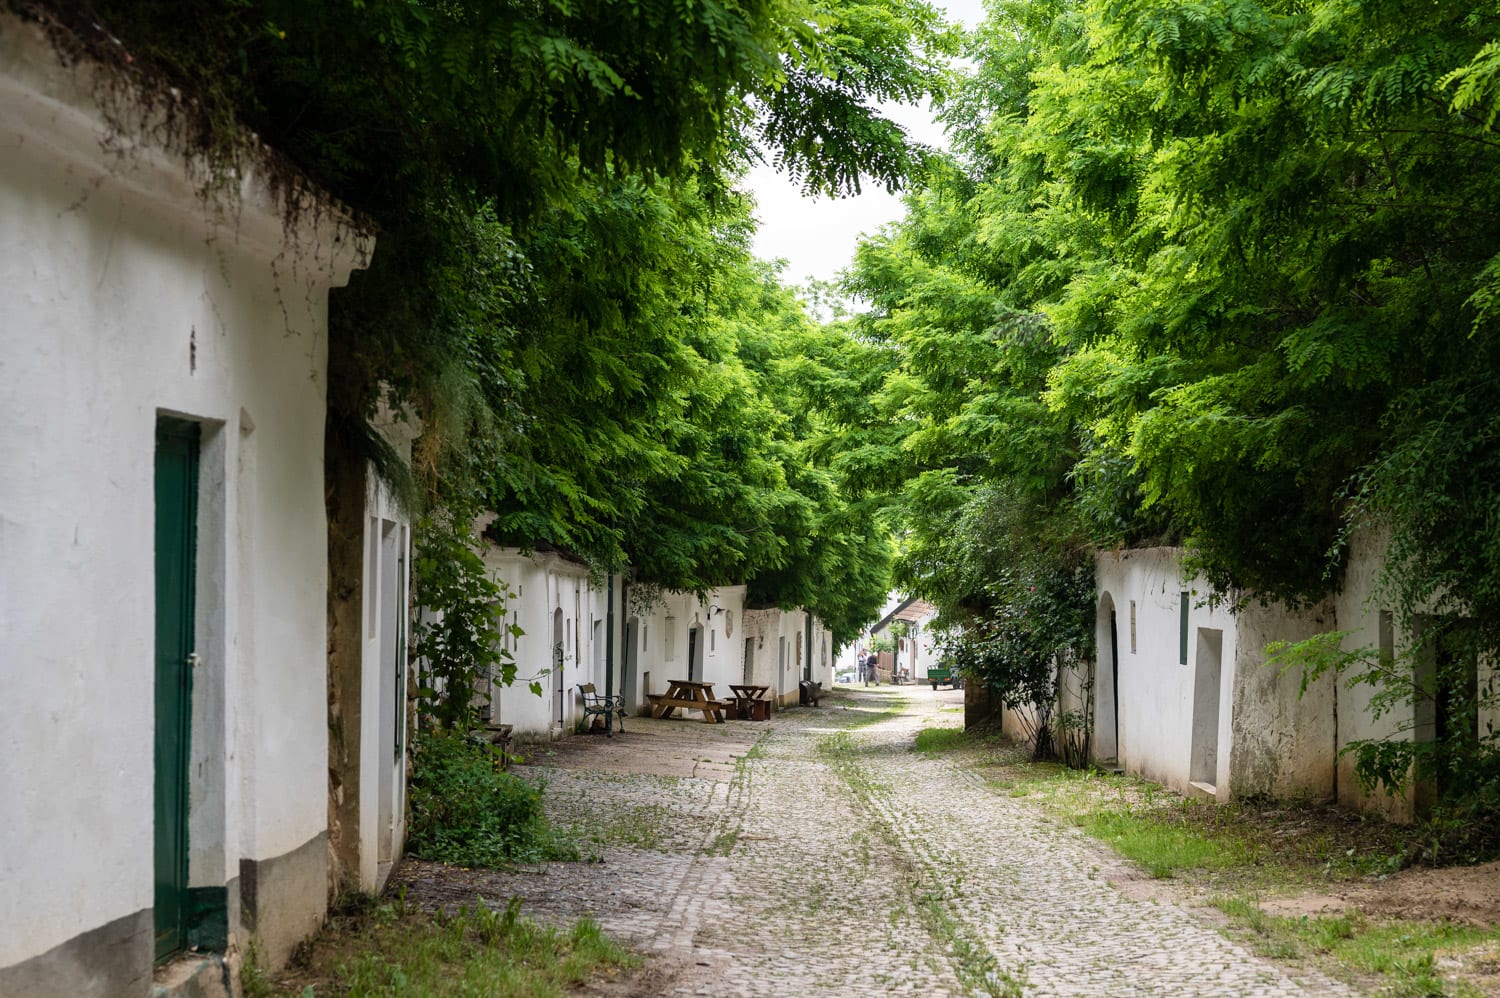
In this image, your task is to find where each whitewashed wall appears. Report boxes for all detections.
[810,617,835,688]
[354,412,415,891]
[1094,549,1241,800]
[481,549,829,723]
[623,586,748,709]
[483,549,610,736]
[0,17,368,993]
[1097,546,1352,807]
[741,608,812,705]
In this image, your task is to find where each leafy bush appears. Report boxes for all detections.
[412,513,522,733]
[406,732,578,867]
[941,552,1096,762]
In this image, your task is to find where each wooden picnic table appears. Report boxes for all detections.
[646,679,729,723]
[728,684,772,720]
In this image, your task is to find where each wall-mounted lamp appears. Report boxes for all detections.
[707,604,725,616]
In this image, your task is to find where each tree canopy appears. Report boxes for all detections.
[37,0,951,643]
[841,0,1500,792]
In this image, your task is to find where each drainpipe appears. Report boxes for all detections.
[605,572,615,734]
[804,613,814,682]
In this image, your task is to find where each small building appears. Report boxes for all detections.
[869,596,941,683]
[479,545,610,734]
[741,606,831,706]
[0,16,375,995]
[326,403,417,897]
[1091,538,1499,819]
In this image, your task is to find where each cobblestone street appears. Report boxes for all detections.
[392,686,1359,996]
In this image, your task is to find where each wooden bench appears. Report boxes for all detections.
[577,683,626,735]
[646,693,730,723]
[477,723,514,769]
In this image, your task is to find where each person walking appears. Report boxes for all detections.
[865,650,879,686]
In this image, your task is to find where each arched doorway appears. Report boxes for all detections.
[1095,593,1119,763]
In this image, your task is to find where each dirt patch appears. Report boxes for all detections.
[584,954,713,997]
[511,714,763,782]
[1262,860,1500,926]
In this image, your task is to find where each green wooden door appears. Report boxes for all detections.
[154,418,199,962]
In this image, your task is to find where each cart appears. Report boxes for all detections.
[927,666,962,690]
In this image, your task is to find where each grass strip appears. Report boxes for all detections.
[243,895,638,997]
[1212,896,1500,997]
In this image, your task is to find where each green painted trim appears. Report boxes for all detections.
[1178,591,1189,665]
[186,886,228,951]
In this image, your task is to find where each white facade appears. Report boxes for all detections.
[1093,541,1498,819]
[741,607,824,705]
[903,608,946,681]
[0,19,368,995]
[353,412,415,891]
[481,548,609,735]
[1093,549,1248,800]
[621,586,751,708]
[482,547,832,726]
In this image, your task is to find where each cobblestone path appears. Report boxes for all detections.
[393,686,1360,996]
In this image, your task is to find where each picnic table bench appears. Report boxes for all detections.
[647,679,730,723]
[729,683,772,721]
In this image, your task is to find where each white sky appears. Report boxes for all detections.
[744,0,989,290]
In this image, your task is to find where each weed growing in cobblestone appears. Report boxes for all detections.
[570,803,672,852]
[912,725,969,754]
[819,721,1029,997]
[705,829,740,856]
[916,878,1025,997]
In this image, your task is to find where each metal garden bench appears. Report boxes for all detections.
[577,683,626,735]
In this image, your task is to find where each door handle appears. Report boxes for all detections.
[186,653,202,669]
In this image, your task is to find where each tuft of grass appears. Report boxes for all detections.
[253,897,639,997]
[913,726,969,754]
[705,829,740,856]
[1082,809,1254,879]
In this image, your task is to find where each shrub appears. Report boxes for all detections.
[406,732,578,867]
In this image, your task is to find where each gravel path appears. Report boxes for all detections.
[392,686,1360,996]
